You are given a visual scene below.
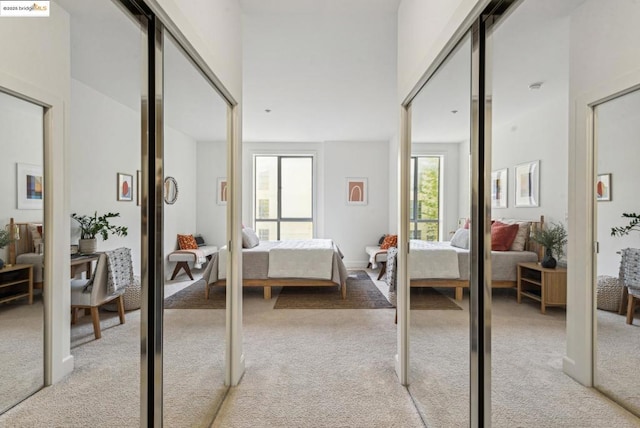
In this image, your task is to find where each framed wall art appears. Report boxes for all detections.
[491,168,508,209]
[514,160,539,207]
[217,177,228,205]
[117,172,133,201]
[346,177,367,205]
[596,173,611,201]
[16,163,43,210]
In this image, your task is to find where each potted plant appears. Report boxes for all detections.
[611,212,640,237]
[0,229,11,269]
[531,222,567,269]
[71,212,128,254]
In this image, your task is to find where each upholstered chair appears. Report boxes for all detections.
[70,253,126,339]
[619,248,640,325]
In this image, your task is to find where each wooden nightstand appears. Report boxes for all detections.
[517,262,567,314]
[0,264,33,305]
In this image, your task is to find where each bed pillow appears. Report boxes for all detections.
[380,234,398,249]
[497,219,531,252]
[242,228,260,249]
[194,235,206,247]
[450,228,469,249]
[491,222,519,251]
[177,234,198,250]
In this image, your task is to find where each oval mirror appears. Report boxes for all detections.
[164,176,178,204]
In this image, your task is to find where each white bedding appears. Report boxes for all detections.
[268,239,333,280]
[408,239,459,279]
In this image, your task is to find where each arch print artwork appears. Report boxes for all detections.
[346,177,367,205]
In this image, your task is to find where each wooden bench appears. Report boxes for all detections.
[167,246,217,280]
[365,245,388,280]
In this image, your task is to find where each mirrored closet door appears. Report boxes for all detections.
[408,31,472,427]
[162,32,228,426]
[594,87,640,417]
[0,91,44,414]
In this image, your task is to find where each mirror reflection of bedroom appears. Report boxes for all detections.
[407,1,577,426]
[595,88,640,417]
[0,91,45,414]
[162,32,228,423]
[54,1,229,424]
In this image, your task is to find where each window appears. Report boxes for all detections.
[410,156,441,240]
[254,155,314,240]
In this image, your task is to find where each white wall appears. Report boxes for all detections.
[567,0,640,385]
[596,90,640,276]
[0,1,72,383]
[69,79,141,273]
[492,96,569,227]
[243,140,390,267]
[412,142,460,240]
[163,127,198,278]
[397,0,487,100]
[196,141,227,249]
[458,139,470,220]
[324,141,390,267]
[155,0,242,101]
[0,92,44,262]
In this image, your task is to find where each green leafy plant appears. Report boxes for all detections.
[611,212,640,237]
[0,229,11,249]
[531,222,567,259]
[71,212,128,240]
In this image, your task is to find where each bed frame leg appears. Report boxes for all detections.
[263,286,272,299]
[341,282,347,299]
[455,287,463,301]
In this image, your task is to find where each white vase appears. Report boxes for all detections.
[79,238,97,254]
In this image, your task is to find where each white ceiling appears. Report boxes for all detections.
[57,0,586,145]
[241,0,400,142]
[411,0,586,143]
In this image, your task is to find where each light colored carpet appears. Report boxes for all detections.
[408,288,640,427]
[0,272,227,428]
[212,283,422,428]
[1,270,639,427]
[0,295,44,414]
[596,308,640,416]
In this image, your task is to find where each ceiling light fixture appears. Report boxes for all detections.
[528,82,543,90]
[264,109,271,113]
[451,109,458,114]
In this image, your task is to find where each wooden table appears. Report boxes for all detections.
[517,262,567,314]
[0,264,33,305]
[70,254,100,278]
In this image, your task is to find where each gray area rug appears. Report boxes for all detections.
[163,279,225,309]
[275,270,394,309]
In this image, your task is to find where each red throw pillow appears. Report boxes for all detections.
[177,234,198,250]
[380,234,398,249]
[491,222,519,251]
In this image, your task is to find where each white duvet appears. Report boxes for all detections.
[409,240,459,279]
[268,239,334,280]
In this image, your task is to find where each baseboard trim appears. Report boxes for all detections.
[344,261,369,269]
[563,355,592,387]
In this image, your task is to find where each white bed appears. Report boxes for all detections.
[202,238,349,300]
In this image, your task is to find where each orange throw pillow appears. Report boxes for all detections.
[177,234,198,250]
[491,222,519,251]
[380,234,398,249]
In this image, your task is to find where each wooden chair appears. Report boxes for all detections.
[70,253,125,339]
